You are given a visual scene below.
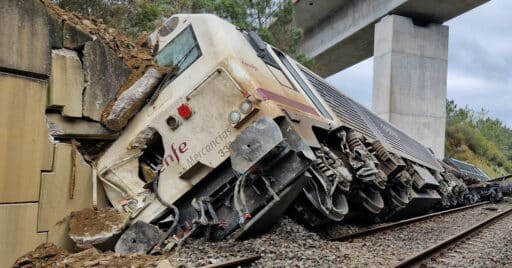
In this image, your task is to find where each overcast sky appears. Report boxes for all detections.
[326,0,511,127]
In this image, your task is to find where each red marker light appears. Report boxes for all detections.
[177,103,192,119]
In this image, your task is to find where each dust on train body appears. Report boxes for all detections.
[96,14,473,245]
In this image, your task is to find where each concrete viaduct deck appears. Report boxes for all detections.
[295,0,490,77]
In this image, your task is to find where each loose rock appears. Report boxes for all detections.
[82,39,132,121]
[115,221,160,255]
[104,68,162,131]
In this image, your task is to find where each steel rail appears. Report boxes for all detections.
[328,201,490,242]
[394,206,512,267]
[200,255,261,268]
[490,174,512,182]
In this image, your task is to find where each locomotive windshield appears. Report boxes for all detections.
[272,49,334,121]
[155,25,202,74]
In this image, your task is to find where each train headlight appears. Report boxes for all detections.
[239,99,253,114]
[166,115,179,130]
[228,110,242,124]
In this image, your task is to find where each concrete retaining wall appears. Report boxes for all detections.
[0,1,117,266]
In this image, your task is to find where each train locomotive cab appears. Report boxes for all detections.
[96,14,334,241]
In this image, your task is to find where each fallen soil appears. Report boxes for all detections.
[13,243,177,268]
[68,207,130,245]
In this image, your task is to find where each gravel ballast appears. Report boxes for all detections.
[170,198,512,267]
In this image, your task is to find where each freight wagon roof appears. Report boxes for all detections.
[444,158,490,181]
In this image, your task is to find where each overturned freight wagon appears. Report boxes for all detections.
[95,14,470,252]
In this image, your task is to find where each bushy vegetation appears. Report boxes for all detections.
[445,100,512,177]
[52,0,313,67]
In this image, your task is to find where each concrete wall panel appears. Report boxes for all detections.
[0,0,50,76]
[49,49,84,118]
[0,73,47,202]
[0,203,47,268]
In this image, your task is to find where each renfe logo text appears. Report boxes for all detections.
[160,142,188,171]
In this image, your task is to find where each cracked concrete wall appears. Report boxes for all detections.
[0,1,110,266]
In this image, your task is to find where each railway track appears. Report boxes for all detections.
[395,206,512,267]
[329,202,490,242]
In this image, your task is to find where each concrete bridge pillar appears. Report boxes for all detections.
[372,15,448,158]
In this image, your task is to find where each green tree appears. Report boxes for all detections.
[445,99,512,177]
[131,2,163,36]
[156,0,312,66]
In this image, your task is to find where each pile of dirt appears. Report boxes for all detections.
[68,208,130,245]
[13,244,177,268]
[14,244,68,268]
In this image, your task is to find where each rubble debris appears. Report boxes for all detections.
[63,22,93,49]
[68,207,130,246]
[13,243,68,268]
[104,68,163,131]
[13,243,176,268]
[42,0,153,67]
[42,0,169,95]
[114,221,160,255]
[49,49,84,118]
[46,113,119,140]
[83,39,132,121]
[42,1,172,128]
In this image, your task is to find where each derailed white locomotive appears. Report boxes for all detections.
[96,14,476,251]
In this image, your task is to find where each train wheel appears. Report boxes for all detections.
[358,187,384,214]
